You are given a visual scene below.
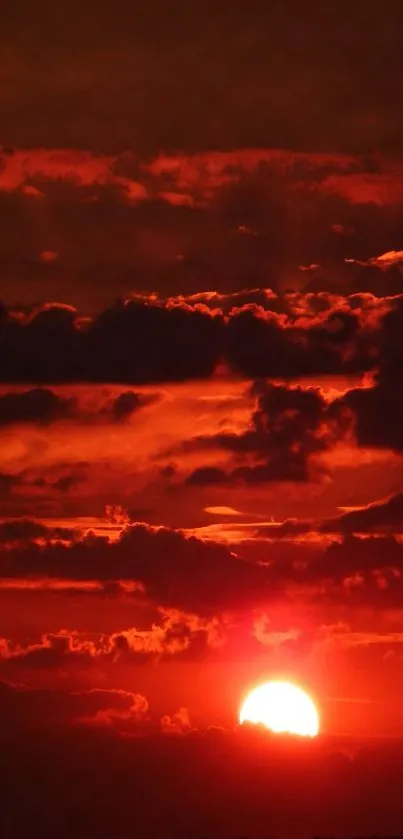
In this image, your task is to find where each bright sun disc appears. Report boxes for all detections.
[239,680,319,737]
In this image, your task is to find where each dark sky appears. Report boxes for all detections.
[2,0,403,153]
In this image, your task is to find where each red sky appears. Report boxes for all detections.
[1,3,403,838]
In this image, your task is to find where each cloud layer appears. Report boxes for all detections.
[0,291,399,383]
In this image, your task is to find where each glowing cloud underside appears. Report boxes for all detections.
[239,680,319,737]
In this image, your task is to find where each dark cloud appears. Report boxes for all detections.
[0,301,223,383]
[334,297,403,451]
[186,466,231,487]
[3,514,403,612]
[107,390,141,421]
[260,533,403,608]
[186,382,331,484]
[0,465,89,519]
[306,537,403,609]
[0,147,403,312]
[0,386,148,425]
[0,292,392,383]
[0,521,271,613]
[0,387,75,425]
[0,472,21,495]
[305,535,403,582]
[0,679,148,730]
[52,472,86,493]
[323,493,403,535]
[260,492,403,538]
[224,301,381,379]
[0,517,78,545]
[181,297,403,480]
[1,714,403,839]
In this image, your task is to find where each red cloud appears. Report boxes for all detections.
[161,707,192,735]
[76,689,149,728]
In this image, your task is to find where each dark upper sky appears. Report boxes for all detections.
[2,0,403,154]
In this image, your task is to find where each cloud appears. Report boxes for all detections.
[0,520,271,613]
[2,716,403,839]
[161,707,192,735]
[76,690,149,728]
[346,249,403,270]
[0,517,79,545]
[0,472,22,496]
[0,679,149,730]
[0,387,151,426]
[317,622,403,650]
[334,297,403,451]
[105,390,141,421]
[186,381,332,484]
[268,531,403,588]
[0,465,90,519]
[186,466,231,486]
[262,491,403,538]
[1,150,403,310]
[0,609,227,680]
[3,512,403,614]
[1,145,403,320]
[0,288,396,383]
[175,295,403,480]
[311,534,403,578]
[323,493,403,534]
[0,300,223,383]
[291,536,403,609]
[252,613,301,648]
[0,388,76,425]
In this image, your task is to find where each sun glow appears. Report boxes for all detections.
[239,680,319,737]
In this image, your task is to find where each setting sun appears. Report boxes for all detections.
[239,681,320,737]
